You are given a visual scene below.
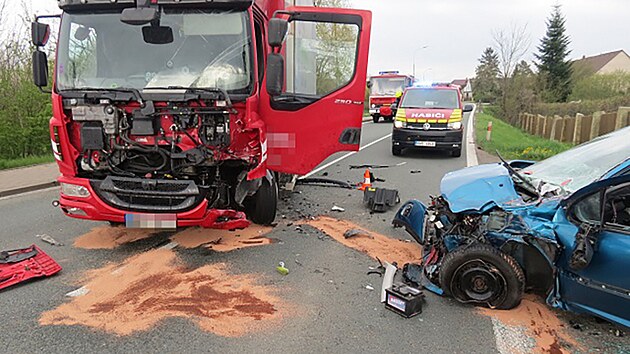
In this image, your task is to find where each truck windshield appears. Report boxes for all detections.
[371,77,405,95]
[56,9,252,94]
[401,89,459,109]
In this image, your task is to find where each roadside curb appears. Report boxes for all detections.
[0,181,59,198]
[466,104,479,167]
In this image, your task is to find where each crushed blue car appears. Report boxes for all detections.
[393,126,630,328]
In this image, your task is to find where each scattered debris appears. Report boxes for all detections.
[363,187,400,212]
[300,216,422,265]
[40,249,284,337]
[66,286,90,297]
[384,282,425,318]
[402,263,423,288]
[365,285,375,291]
[170,225,273,252]
[296,178,353,189]
[331,205,345,212]
[322,172,329,176]
[0,245,62,291]
[294,259,303,266]
[276,262,289,276]
[74,226,155,249]
[343,229,372,239]
[349,162,407,169]
[410,170,422,174]
[380,262,397,302]
[37,234,64,246]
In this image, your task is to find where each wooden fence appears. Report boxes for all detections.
[519,107,630,145]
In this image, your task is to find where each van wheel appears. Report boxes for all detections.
[392,145,403,156]
[439,244,524,310]
[452,148,462,157]
[244,174,278,225]
[372,114,380,123]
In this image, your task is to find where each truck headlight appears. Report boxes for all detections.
[447,121,462,130]
[394,120,406,129]
[60,183,91,198]
[371,104,376,109]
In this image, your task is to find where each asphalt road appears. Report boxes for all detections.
[0,113,627,354]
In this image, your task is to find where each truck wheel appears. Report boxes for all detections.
[372,114,380,123]
[244,174,278,225]
[392,145,403,156]
[451,148,462,157]
[439,243,524,310]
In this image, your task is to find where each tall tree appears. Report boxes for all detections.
[535,4,572,102]
[474,47,501,103]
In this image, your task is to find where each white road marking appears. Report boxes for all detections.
[466,103,479,167]
[302,132,393,178]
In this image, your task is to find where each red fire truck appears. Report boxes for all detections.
[31,0,371,229]
[367,71,414,123]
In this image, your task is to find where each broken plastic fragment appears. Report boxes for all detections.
[37,234,64,246]
[331,205,345,212]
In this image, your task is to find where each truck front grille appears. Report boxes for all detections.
[91,176,205,213]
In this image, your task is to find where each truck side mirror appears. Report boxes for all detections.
[463,104,474,112]
[32,51,49,87]
[268,18,288,47]
[366,81,373,89]
[31,22,50,46]
[266,53,284,97]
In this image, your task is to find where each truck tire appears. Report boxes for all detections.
[372,114,380,123]
[392,145,403,156]
[451,148,462,157]
[439,243,524,310]
[244,174,278,225]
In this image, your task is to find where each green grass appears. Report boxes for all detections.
[475,113,572,161]
[0,155,54,170]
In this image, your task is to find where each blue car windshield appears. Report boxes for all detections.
[524,128,630,192]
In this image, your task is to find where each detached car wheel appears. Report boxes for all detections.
[439,244,524,309]
[244,175,278,225]
[392,145,403,156]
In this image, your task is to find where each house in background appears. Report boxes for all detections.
[572,49,630,75]
[451,79,473,101]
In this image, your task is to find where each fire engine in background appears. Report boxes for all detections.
[392,83,473,157]
[31,0,372,229]
[367,71,414,123]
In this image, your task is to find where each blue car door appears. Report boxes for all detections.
[553,175,630,327]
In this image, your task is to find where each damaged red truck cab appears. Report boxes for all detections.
[31,0,371,228]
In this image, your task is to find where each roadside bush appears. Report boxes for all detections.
[530,95,630,117]
[570,71,630,101]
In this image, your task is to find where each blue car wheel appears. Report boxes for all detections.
[439,244,525,309]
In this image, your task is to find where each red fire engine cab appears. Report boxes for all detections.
[367,71,414,123]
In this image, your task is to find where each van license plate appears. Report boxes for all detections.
[125,214,177,229]
[414,141,436,147]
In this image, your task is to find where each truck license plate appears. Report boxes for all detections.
[414,141,436,147]
[125,214,177,229]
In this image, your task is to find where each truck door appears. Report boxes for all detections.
[554,175,630,325]
[260,7,372,175]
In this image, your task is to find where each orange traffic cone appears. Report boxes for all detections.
[358,169,372,191]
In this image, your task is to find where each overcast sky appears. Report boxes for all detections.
[20,0,629,81]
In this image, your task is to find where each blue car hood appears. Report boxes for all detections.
[441,163,522,213]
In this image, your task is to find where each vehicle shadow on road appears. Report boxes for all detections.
[395,149,461,160]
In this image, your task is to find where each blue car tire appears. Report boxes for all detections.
[439,243,525,310]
